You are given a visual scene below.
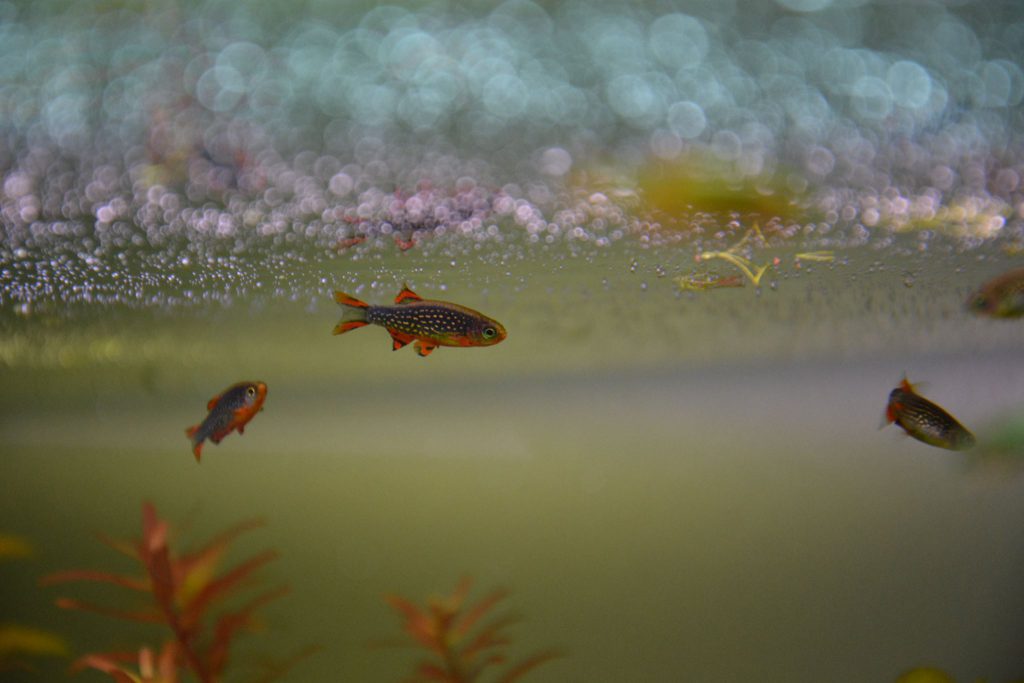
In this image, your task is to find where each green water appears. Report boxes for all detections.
[3,239,1024,682]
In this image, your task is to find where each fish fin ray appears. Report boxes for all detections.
[394,284,422,304]
[333,291,370,334]
[193,444,203,463]
[334,291,369,308]
[333,320,368,335]
[389,330,413,350]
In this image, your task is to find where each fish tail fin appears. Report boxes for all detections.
[334,291,370,309]
[333,291,370,335]
[185,425,203,462]
[881,405,897,428]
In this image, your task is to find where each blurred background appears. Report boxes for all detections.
[3,1,1024,682]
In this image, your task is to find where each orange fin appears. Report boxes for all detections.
[334,291,369,308]
[389,329,414,350]
[394,284,422,304]
[206,396,220,411]
[415,341,437,357]
[333,320,368,335]
[185,424,200,439]
[882,403,900,427]
[192,443,203,463]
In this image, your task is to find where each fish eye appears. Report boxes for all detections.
[482,327,496,339]
[246,386,257,397]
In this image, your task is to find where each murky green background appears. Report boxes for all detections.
[3,238,1024,681]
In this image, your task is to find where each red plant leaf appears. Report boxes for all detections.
[39,569,149,591]
[448,576,473,611]
[140,503,169,556]
[494,650,562,683]
[248,644,323,683]
[156,641,181,683]
[94,532,139,560]
[137,505,176,618]
[386,594,440,651]
[205,585,288,678]
[55,598,163,623]
[453,587,509,639]
[464,653,507,681]
[69,651,137,671]
[415,661,454,681]
[70,652,140,682]
[180,550,279,629]
[458,614,519,662]
[177,518,265,585]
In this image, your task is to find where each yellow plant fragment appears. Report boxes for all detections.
[0,624,68,659]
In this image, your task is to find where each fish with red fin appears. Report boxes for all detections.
[185,381,267,462]
[884,377,975,451]
[332,284,507,357]
[967,266,1024,318]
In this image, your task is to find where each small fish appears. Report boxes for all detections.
[185,381,267,462]
[967,266,1024,318]
[333,284,507,357]
[884,377,975,451]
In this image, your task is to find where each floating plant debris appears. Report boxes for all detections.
[675,271,745,292]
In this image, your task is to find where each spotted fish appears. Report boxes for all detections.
[967,266,1024,318]
[332,284,507,357]
[884,377,975,451]
[185,381,267,462]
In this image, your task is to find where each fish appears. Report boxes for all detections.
[967,266,1024,318]
[185,381,267,462]
[332,284,507,357]
[884,377,975,451]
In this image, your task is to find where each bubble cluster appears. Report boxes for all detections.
[1,0,1023,312]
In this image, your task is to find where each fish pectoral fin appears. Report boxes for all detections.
[389,330,414,350]
[394,283,422,304]
[415,341,437,357]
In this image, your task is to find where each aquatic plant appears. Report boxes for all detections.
[40,502,303,682]
[382,576,561,683]
[0,532,68,673]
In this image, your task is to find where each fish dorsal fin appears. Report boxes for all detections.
[899,375,928,395]
[394,284,422,305]
[206,395,221,411]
